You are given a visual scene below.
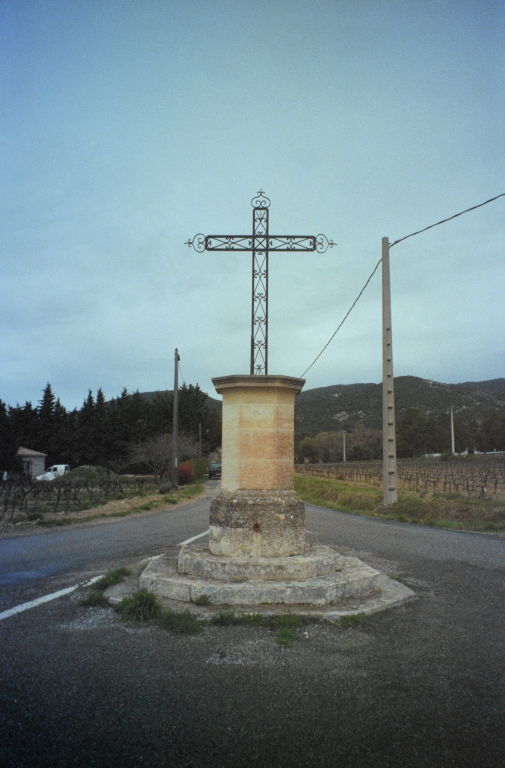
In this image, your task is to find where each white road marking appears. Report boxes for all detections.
[0,575,102,622]
[178,529,209,546]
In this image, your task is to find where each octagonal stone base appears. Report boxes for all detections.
[140,544,382,606]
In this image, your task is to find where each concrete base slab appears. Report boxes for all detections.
[140,550,382,606]
[178,542,339,581]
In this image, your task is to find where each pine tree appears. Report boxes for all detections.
[36,383,56,453]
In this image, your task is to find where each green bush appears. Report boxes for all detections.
[188,456,209,479]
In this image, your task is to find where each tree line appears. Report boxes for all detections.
[296,407,505,462]
[0,383,221,474]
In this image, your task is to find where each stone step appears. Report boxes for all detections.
[178,542,339,581]
[140,553,381,606]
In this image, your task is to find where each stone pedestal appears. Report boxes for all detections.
[138,372,415,614]
[209,375,305,557]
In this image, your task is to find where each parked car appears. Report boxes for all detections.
[208,461,222,479]
[35,464,70,481]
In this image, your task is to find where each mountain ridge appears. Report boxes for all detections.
[139,376,505,441]
[294,376,505,439]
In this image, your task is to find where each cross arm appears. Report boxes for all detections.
[185,234,253,252]
[185,233,336,253]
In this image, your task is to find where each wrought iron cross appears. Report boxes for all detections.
[186,191,335,374]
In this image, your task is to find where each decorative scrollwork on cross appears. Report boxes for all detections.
[186,193,335,374]
[251,190,271,209]
[315,234,335,253]
[185,233,206,253]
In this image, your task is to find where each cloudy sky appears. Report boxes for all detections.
[1,0,503,411]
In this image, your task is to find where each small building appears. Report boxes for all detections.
[17,447,47,479]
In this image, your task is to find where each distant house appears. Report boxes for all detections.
[16,447,47,479]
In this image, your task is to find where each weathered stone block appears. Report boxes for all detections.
[209,489,305,556]
[178,542,338,581]
[213,374,304,492]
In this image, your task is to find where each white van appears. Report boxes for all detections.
[35,465,70,481]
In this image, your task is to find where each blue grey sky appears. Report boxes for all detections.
[1,0,503,410]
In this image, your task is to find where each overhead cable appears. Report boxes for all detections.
[390,192,505,248]
[300,192,505,378]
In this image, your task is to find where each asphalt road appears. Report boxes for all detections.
[1,482,504,767]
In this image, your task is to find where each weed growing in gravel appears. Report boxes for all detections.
[79,590,109,607]
[340,612,366,628]
[115,590,161,622]
[210,610,264,626]
[211,610,241,625]
[192,594,212,606]
[158,608,203,633]
[274,627,298,646]
[94,567,131,591]
[270,614,304,645]
[388,573,406,583]
[237,612,263,625]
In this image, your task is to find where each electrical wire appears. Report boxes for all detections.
[300,258,382,378]
[178,361,186,387]
[390,193,505,248]
[300,192,505,379]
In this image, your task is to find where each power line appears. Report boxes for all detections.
[300,192,505,379]
[178,361,186,387]
[390,193,505,248]
[300,258,382,378]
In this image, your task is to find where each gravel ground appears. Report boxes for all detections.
[0,496,504,767]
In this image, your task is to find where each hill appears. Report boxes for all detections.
[136,377,505,442]
[294,376,505,440]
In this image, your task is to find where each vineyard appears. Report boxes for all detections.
[0,477,158,523]
[295,456,505,499]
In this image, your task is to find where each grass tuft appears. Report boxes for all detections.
[94,567,131,591]
[158,608,203,633]
[340,612,366,628]
[275,627,298,646]
[115,590,161,622]
[270,614,304,645]
[270,614,304,630]
[79,590,109,607]
[211,610,239,626]
[192,594,212,606]
[210,610,264,626]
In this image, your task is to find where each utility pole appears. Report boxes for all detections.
[342,432,346,462]
[171,348,180,490]
[198,423,202,456]
[450,406,455,455]
[382,237,398,506]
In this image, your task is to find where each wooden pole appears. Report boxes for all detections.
[382,238,397,506]
[172,348,179,490]
[451,406,455,454]
[342,432,346,462]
